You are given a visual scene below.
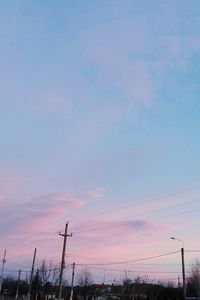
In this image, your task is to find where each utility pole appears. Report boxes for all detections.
[170,237,186,300]
[181,247,186,300]
[15,269,21,300]
[28,248,37,300]
[178,276,181,288]
[0,249,6,295]
[70,263,75,300]
[58,222,72,300]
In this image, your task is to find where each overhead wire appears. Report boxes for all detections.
[74,265,181,274]
[185,250,200,252]
[3,185,199,254]
[10,235,61,256]
[69,185,200,223]
[2,185,200,280]
[74,250,180,266]
[6,259,31,269]
[71,206,200,235]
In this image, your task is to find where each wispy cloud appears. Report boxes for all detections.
[80,21,155,106]
[87,188,104,201]
[68,218,177,265]
[72,218,175,240]
[0,189,85,238]
[0,168,25,205]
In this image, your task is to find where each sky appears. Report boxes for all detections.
[0,0,200,285]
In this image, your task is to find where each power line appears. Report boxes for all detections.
[3,269,29,273]
[67,253,184,266]
[148,207,200,222]
[10,235,61,257]
[185,250,200,252]
[3,185,199,250]
[69,185,200,223]
[5,251,198,276]
[6,260,31,269]
[75,251,180,266]
[71,200,200,234]
[75,265,181,274]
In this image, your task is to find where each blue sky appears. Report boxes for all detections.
[0,0,200,283]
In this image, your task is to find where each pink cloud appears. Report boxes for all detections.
[0,187,86,262]
[87,188,104,201]
[0,169,26,205]
[2,192,85,261]
[14,191,85,234]
[0,173,22,194]
[72,218,175,237]
[70,218,176,260]
[64,217,179,271]
[0,193,6,203]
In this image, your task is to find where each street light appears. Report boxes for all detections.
[170,237,186,300]
[171,237,184,247]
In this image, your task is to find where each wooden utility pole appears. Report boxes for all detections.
[28,248,37,300]
[15,269,21,300]
[181,247,186,300]
[58,222,72,300]
[0,249,6,295]
[70,263,75,300]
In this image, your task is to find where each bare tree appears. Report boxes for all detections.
[123,270,133,286]
[76,268,93,287]
[31,259,60,296]
[38,259,60,287]
[187,259,200,297]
